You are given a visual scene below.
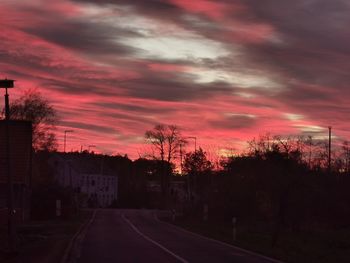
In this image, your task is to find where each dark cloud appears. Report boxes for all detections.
[243,0,350,52]
[94,102,176,114]
[59,120,117,134]
[241,0,350,82]
[72,0,182,17]
[2,0,350,155]
[23,20,140,56]
[119,76,233,101]
[227,0,350,129]
[208,114,257,130]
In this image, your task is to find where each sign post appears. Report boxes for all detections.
[56,200,61,217]
[203,204,208,221]
[0,79,16,253]
[232,217,237,242]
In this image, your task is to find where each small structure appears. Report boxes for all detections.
[0,120,32,224]
[50,153,118,208]
[80,173,117,207]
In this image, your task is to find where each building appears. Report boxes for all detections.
[50,153,118,208]
[80,173,117,207]
[0,120,32,224]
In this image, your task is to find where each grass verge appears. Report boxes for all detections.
[0,210,93,263]
[164,217,350,263]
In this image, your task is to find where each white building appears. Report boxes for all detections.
[50,154,118,208]
[80,173,117,207]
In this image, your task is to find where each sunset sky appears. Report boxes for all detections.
[1,0,349,158]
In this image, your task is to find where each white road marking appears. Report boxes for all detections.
[61,209,98,263]
[122,213,189,263]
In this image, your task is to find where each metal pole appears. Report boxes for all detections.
[64,130,73,153]
[232,217,237,242]
[64,131,67,153]
[328,126,332,175]
[5,87,10,120]
[4,87,16,252]
[180,143,183,175]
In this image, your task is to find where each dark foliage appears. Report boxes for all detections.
[8,90,58,151]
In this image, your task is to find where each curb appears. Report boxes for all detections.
[60,209,97,263]
[154,212,284,263]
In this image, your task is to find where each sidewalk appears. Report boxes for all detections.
[0,210,92,263]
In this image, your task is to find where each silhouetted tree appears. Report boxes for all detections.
[221,136,311,246]
[183,148,213,202]
[145,124,183,163]
[145,124,184,198]
[332,141,350,175]
[8,89,58,151]
[183,148,213,175]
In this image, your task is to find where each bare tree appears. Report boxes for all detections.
[247,133,273,156]
[7,89,58,151]
[145,124,183,163]
[145,124,184,198]
[338,141,350,174]
[343,141,350,174]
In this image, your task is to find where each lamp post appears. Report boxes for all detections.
[64,130,74,153]
[179,143,183,175]
[328,126,332,175]
[185,136,197,202]
[0,79,14,120]
[0,79,16,253]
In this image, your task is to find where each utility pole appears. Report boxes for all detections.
[185,137,197,202]
[180,143,183,175]
[347,145,350,175]
[0,79,16,253]
[328,126,332,175]
[308,136,312,168]
[63,130,74,153]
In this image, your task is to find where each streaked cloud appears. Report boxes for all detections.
[0,0,349,156]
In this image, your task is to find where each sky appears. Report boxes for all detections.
[1,0,349,158]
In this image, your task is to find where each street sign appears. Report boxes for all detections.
[0,79,14,88]
[0,121,32,184]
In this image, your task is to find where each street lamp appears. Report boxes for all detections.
[328,126,332,175]
[184,136,197,202]
[0,79,16,252]
[0,79,14,120]
[64,130,74,153]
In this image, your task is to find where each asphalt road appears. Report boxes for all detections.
[78,209,282,263]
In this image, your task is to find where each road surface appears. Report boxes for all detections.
[78,209,282,263]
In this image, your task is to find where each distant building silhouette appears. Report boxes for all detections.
[49,153,118,208]
[0,120,32,225]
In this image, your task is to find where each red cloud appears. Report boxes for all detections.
[0,0,349,158]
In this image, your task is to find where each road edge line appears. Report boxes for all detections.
[60,209,97,263]
[122,213,188,263]
[154,213,284,263]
